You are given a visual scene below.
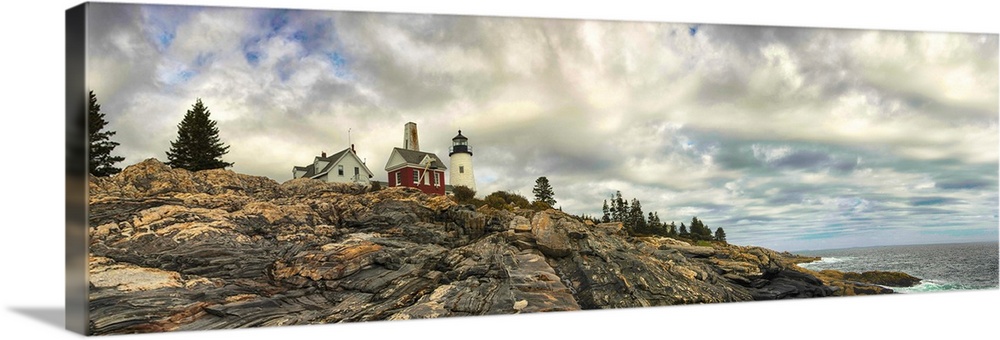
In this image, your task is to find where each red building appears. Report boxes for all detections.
[384,147,447,195]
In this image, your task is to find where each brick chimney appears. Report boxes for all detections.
[404,122,419,151]
[321,151,326,158]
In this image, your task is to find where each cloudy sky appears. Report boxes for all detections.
[86,3,998,251]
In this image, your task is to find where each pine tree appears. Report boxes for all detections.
[679,223,688,236]
[715,227,727,243]
[667,221,678,237]
[166,99,233,171]
[88,90,125,176]
[601,200,611,223]
[609,193,619,222]
[532,176,556,206]
[612,191,627,223]
[629,198,646,234]
[648,211,662,235]
[689,216,712,240]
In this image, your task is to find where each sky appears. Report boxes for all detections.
[85,3,999,251]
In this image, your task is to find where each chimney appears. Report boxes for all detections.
[321,151,326,158]
[351,144,355,153]
[404,122,420,151]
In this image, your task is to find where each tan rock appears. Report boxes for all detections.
[531,212,573,258]
[89,256,184,292]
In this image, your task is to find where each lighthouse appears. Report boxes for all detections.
[449,130,476,192]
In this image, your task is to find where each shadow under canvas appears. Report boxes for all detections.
[9,307,66,330]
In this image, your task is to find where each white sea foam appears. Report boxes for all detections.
[798,256,852,269]
[893,280,962,293]
[819,257,850,264]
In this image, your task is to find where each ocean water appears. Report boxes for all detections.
[796,242,999,293]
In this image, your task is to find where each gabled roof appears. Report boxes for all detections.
[385,147,447,171]
[295,165,318,178]
[294,147,374,179]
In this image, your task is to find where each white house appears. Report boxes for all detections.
[292,145,374,184]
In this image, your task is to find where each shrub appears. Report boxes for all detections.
[483,191,531,210]
[530,200,551,211]
[453,185,476,204]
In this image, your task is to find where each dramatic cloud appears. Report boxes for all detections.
[86,3,999,251]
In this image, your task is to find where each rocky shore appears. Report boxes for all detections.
[86,159,898,335]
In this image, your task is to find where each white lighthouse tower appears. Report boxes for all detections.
[448,130,476,192]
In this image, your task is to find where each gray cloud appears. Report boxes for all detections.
[936,179,994,190]
[910,197,962,206]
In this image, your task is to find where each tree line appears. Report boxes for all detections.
[87,91,233,177]
[453,177,728,244]
[595,190,727,243]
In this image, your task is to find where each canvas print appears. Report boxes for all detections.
[69,1,999,335]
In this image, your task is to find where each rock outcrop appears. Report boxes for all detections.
[86,159,891,335]
[814,270,922,289]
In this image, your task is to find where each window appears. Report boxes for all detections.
[433,172,440,186]
[338,165,344,176]
[413,169,420,184]
[459,166,465,174]
[354,167,360,176]
[395,172,401,185]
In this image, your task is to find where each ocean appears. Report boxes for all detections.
[795,241,999,293]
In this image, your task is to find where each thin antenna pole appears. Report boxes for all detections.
[348,128,352,146]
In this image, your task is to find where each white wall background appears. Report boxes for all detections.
[1,1,997,339]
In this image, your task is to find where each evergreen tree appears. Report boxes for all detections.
[532,176,557,206]
[609,192,619,222]
[601,200,611,223]
[701,222,713,240]
[689,216,712,241]
[629,198,646,234]
[88,90,125,176]
[606,194,612,219]
[679,223,688,236]
[612,191,627,223]
[667,221,678,237]
[648,211,663,235]
[165,99,233,171]
[715,227,727,243]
